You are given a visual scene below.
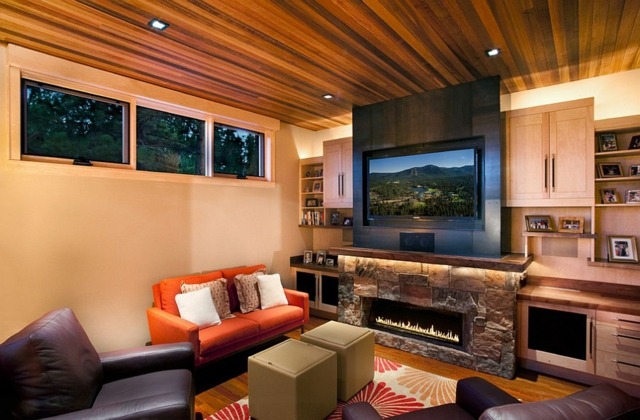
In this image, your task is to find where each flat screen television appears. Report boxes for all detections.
[364,137,484,230]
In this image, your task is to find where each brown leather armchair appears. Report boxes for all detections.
[0,308,196,419]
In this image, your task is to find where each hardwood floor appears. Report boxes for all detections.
[195,317,586,418]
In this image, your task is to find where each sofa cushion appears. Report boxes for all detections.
[0,308,103,419]
[220,265,267,312]
[258,273,289,309]
[236,271,266,313]
[480,383,640,420]
[181,279,231,319]
[160,271,223,316]
[237,305,305,333]
[175,287,221,328]
[198,317,260,356]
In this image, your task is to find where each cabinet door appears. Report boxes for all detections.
[323,138,353,208]
[507,112,550,204]
[549,106,594,200]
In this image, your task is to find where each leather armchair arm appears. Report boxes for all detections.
[284,288,310,323]
[341,402,384,420]
[100,342,194,383]
[456,377,520,418]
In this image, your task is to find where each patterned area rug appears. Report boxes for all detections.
[208,356,457,419]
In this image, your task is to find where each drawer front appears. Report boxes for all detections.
[597,310,640,331]
[597,324,640,357]
[596,350,640,385]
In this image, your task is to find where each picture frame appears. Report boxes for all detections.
[629,164,640,177]
[525,215,554,232]
[630,135,640,150]
[607,235,638,263]
[325,257,335,267]
[305,198,318,207]
[312,180,323,192]
[303,250,313,264]
[600,188,620,204]
[598,133,618,152]
[626,189,640,204]
[597,162,624,178]
[316,250,326,265]
[342,217,353,226]
[558,217,585,233]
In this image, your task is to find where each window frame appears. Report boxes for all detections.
[8,63,276,187]
[212,120,267,180]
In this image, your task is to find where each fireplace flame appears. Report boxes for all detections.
[375,316,460,344]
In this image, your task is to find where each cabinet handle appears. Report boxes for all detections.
[341,172,345,197]
[613,360,640,369]
[615,318,640,325]
[544,155,548,191]
[551,154,556,191]
[612,333,640,341]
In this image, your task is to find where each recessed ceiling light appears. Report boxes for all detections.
[485,48,501,57]
[322,94,334,99]
[149,18,169,31]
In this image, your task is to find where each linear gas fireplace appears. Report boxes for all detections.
[369,299,463,348]
[336,254,526,378]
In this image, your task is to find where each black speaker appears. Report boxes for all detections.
[399,232,435,252]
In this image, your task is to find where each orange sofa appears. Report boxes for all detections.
[147,264,309,367]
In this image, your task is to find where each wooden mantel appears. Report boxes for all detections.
[329,247,533,272]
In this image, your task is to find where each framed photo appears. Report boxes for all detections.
[342,217,353,226]
[312,180,323,192]
[630,135,640,150]
[525,215,554,232]
[597,162,624,178]
[607,236,638,263]
[316,250,326,265]
[629,164,640,177]
[598,133,618,152]
[600,188,620,204]
[303,250,313,264]
[558,217,585,233]
[626,189,640,204]
[325,257,335,267]
[305,198,318,207]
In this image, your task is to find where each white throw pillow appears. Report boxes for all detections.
[257,273,288,309]
[175,287,221,328]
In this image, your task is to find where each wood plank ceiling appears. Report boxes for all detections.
[0,0,639,130]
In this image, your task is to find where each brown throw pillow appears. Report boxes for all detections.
[181,279,231,319]
[235,270,266,313]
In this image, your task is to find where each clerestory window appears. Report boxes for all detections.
[22,80,129,164]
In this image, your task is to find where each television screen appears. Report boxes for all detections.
[365,140,482,226]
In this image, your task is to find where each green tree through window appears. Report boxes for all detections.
[214,123,264,178]
[136,106,205,175]
[23,80,128,163]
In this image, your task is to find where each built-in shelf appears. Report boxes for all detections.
[522,231,597,239]
[298,224,352,229]
[329,246,532,272]
[587,258,640,271]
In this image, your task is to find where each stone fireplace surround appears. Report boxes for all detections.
[337,254,527,378]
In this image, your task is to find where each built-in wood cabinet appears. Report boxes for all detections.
[323,137,353,208]
[506,98,594,207]
[292,266,339,319]
[596,310,640,385]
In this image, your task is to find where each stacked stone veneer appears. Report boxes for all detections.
[337,255,525,378]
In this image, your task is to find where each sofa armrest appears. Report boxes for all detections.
[456,377,520,418]
[342,402,384,420]
[100,342,194,383]
[284,288,310,323]
[146,307,200,352]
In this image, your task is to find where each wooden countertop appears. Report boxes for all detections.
[518,276,640,316]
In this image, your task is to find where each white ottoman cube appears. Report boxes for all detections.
[248,339,337,420]
[301,321,375,401]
